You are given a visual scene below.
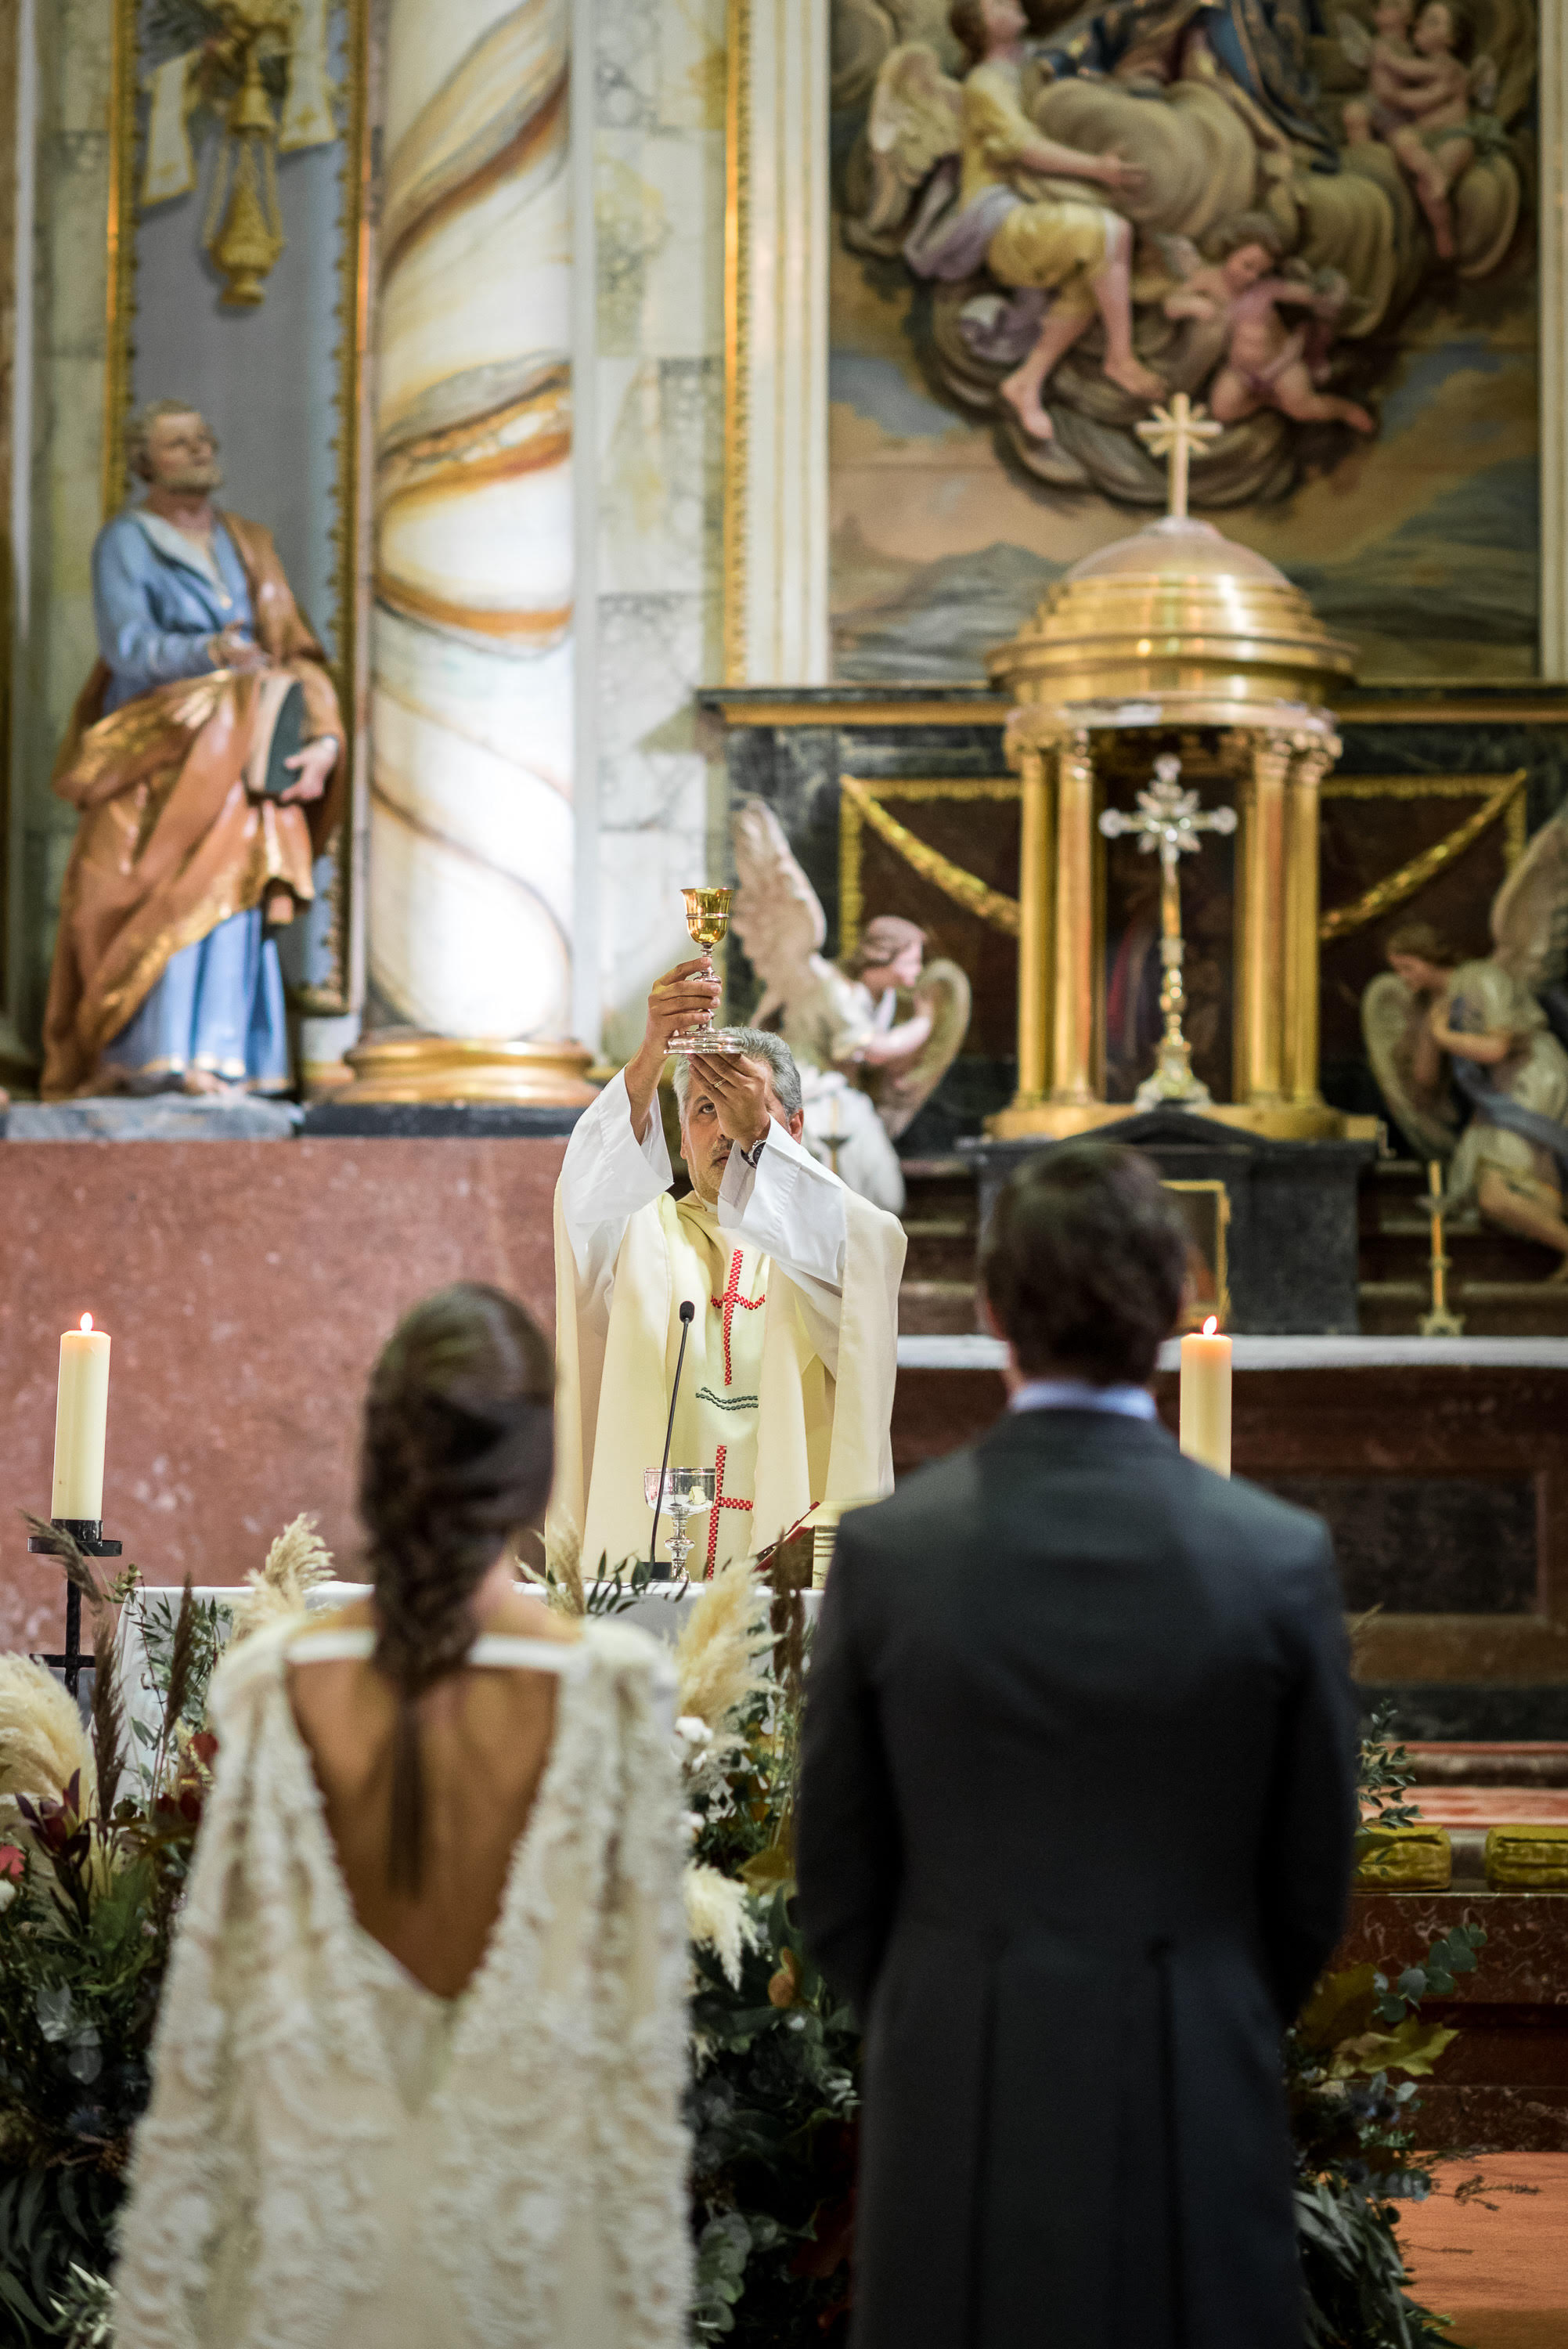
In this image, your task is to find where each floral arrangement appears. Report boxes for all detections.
[0,1528,1485,2348]
[0,1517,329,2344]
[1289,1707,1486,2349]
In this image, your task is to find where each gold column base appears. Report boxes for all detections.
[985,1097,1361,1144]
[336,1033,600,1106]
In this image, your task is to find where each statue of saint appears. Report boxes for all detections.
[41,400,344,1099]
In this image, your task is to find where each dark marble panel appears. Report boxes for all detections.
[898,1055,1015,1155]
[961,1110,1375,1334]
[1335,689,1568,835]
[1263,1476,1540,1614]
[1362,1686,1568,1741]
[300,1102,587,1138]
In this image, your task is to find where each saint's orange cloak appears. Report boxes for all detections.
[40,512,346,1099]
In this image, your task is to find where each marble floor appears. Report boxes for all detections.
[1399,2155,1568,2348]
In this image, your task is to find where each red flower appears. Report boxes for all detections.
[191,1731,218,1768]
[0,1845,23,1882]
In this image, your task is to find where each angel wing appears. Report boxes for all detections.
[1469,52,1500,112]
[864,42,963,235]
[873,956,973,1139]
[1491,798,1568,993]
[729,799,830,1025]
[1337,12,1374,71]
[1361,969,1460,1160]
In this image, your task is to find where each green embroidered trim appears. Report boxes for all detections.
[694,1387,760,1412]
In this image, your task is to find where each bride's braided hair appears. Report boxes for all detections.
[359,1283,554,1896]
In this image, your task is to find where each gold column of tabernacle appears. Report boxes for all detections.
[1013,742,1056,1105]
[1235,731,1292,1109]
[1281,740,1335,1106]
[1051,730,1098,1105]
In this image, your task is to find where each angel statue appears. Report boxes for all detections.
[871,0,1162,442]
[1361,803,1568,1278]
[729,799,973,1216]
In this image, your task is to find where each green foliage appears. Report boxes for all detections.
[0,1583,224,2343]
[1285,1705,1487,2347]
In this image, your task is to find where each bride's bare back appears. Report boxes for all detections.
[289,1586,582,1998]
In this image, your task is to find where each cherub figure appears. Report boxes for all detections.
[866,0,1164,443]
[1163,215,1375,433]
[1339,0,1418,146]
[1361,803,1568,1279]
[1340,0,1498,260]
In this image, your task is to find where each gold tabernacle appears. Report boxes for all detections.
[984,395,1355,1143]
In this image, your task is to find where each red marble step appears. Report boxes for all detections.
[1406,1787,1568,1828]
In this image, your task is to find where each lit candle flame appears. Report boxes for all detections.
[1202,1315,1218,1337]
[79,1312,93,1334]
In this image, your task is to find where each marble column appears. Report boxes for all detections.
[367,0,583,1068]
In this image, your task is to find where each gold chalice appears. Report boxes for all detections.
[668,886,746,1055]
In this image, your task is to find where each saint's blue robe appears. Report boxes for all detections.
[91,509,290,1092]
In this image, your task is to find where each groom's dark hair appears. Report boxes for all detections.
[982,1142,1190,1384]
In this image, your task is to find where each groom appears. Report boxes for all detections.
[798,1141,1358,2349]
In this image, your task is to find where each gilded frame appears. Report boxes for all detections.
[839,774,1017,957]
[102,0,371,1017]
[1319,770,1529,942]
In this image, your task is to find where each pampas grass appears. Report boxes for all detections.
[684,1861,757,1989]
[674,1557,771,1736]
[229,1514,335,1644]
[0,1651,95,1819]
[89,1611,125,1823]
[543,1517,586,1617]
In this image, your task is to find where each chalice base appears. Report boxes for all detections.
[666,1027,752,1058]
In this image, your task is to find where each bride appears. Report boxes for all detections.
[113,1283,692,2349]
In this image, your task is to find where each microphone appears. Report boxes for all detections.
[648,1300,697,1579]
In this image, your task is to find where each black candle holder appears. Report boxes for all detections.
[28,1517,123,1698]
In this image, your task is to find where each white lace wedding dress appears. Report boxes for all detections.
[113,1615,693,2349]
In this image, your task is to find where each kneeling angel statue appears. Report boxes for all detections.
[730,799,972,1215]
[1362,799,1568,1279]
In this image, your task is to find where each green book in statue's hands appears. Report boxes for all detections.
[243,674,308,800]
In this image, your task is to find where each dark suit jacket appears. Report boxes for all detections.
[796,1407,1360,2349]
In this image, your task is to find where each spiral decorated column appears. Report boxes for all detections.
[351,0,592,1102]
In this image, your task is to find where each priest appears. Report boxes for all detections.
[550,958,907,1579]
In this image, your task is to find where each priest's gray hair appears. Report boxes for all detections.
[672,1028,803,1120]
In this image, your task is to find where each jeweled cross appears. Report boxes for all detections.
[1099,756,1237,1110]
[1135,392,1223,520]
[705,1442,755,1575]
[710,1247,766,1387]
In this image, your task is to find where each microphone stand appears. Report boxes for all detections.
[648,1300,696,1579]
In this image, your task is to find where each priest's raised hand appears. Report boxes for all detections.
[623,957,723,1138]
[550,976,906,1581]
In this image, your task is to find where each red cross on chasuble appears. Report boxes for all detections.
[667,1199,769,1577]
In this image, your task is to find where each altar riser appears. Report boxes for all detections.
[1341,1893,1568,2152]
[894,1362,1568,1703]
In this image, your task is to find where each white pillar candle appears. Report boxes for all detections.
[52,1313,112,1521]
[1179,1315,1231,1478]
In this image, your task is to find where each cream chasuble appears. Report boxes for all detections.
[550,1071,905,1581]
